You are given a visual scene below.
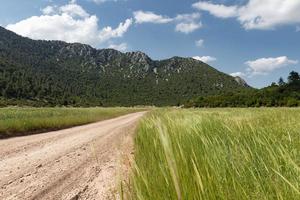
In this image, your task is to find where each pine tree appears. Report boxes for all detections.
[288,71,300,83]
[278,77,285,86]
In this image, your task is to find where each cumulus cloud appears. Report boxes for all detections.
[41,6,55,15]
[175,22,202,33]
[59,3,89,18]
[108,42,128,52]
[174,13,202,33]
[6,1,132,47]
[230,56,298,78]
[195,39,204,47]
[193,56,216,63]
[193,0,300,30]
[133,11,202,33]
[193,2,238,18]
[175,13,200,21]
[245,56,298,75]
[133,11,173,24]
[98,19,132,43]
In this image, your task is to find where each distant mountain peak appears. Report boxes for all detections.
[96,48,123,63]
[59,43,95,57]
[233,76,250,87]
[125,51,152,64]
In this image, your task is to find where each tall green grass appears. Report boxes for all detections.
[0,107,142,138]
[130,108,300,199]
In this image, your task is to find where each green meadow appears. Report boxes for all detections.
[128,108,300,200]
[0,107,142,138]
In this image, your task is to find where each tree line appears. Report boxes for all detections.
[185,71,300,108]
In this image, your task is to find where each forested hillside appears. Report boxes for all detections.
[186,71,300,107]
[0,26,248,106]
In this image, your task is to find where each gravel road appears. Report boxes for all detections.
[0,112,146,200]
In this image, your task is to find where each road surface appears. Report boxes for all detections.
[0,112,146,200]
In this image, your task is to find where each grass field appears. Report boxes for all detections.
[128,108,300,200]
[0,107,143,138]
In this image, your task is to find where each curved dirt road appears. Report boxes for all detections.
[0,112,146,200]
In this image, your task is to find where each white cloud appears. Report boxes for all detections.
[175,13,201,22]
[195,39,204,47]
[98,19,132,43]
[174,13,202,33]
[133,11,202,33]
[42,6,55,15]
[108,42,128,52]
[246,56,298,75]
[175,22,202,33]
[230,56,298,78]
[133,11,173,24]
[193,56,216,63]
[230,72,246,77]
[193,2,238,18]
[59,3,89,18]
[6,1,132,47]
[193,0,300,30]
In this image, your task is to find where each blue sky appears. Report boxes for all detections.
[1,0,300,88]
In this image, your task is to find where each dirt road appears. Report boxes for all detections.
[0,112,146,200]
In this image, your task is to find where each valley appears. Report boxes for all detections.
[0,4,300,199]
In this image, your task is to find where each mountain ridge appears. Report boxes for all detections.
[0,26,249,106]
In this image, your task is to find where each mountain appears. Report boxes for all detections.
[0,26,249,106]
[233,76,250,87]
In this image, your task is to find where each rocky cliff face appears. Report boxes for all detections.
[234,76,250,87]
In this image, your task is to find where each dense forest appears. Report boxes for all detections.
[0,26,247,107]
[185,71,300,108]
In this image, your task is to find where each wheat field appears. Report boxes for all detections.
[128,108,300,200]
